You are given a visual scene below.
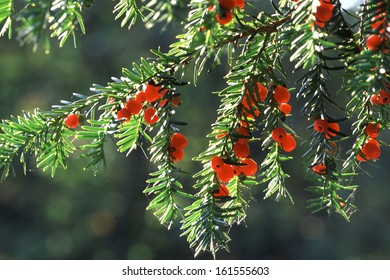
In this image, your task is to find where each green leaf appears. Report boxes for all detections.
[115,117,142,156]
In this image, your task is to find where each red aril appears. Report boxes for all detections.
[233,142,250,158]
[281,133,296,152]
[171,133,188,149]
[272,127,287,144]
[240,158,258,176]
[219,0,235,10]
[170,147,184,162]
[64,114,79,128]
[366,35,383,51]
[217,164,235,182]
[172,96,182,107]
[216,10,233,25]
[312,162,327,175]
[273,86,290,104]
[125,99,142,115]
[279,103,292,115]
[211,156,225,171]
[117,108,132,122]
[144,107,159,124]
[365,123,381,138]
[314,118,329,133]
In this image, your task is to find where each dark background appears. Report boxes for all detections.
[0,1,389,260]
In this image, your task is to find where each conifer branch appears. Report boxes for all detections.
[0,0,388,258]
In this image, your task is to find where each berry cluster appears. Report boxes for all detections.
[211,155,257,197]
[211,102,263,198]
[356,122,382,162]
[215,0,244,25]
[313,118,340,139]
[271,127,296,152]
[308,117,342,175]
[241,83,292,120]
[169,133,188,163]
[274,85,292,116]
[115,81,177,125]
[265,85,296,152]
[117,81,168,124]
[312,0,334,28]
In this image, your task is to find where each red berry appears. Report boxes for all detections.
[216,10,233,25]
[326,122,340,139]
[211,156,225,171]
[356,153,367,162]
[313,1,334,23]
[235,0,245,9]
[366,35,383,51]
[281,133,296,152]
[213,185,230,197]
[312,162,327,175]
[144,84,167,102]
[365,122,381,138]
[361,138,381,160]
[64,113,79,129]
[279,103,292,115]
[378,89,390,104]
[314,118,329,133]
[143,107,159,124]
[367,137,380,148]
[219,0,235,10]
[370,94,381,105]
[240,158,258,176]
[170,147,184,163]
[171,133,188,149]
[144,84,159,102]
[135,91,146,102]
[125,99,142,115]
[117,108,132,122]
[371,14,385,31]
[272,127,287,144]
[236,126,250,144]
[233,142,250,158]
[273,86,290,104]
[172,96,182,107]
[217,164,235,182]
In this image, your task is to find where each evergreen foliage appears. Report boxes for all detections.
[0,0,389,257]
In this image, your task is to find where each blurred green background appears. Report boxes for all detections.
[0,1,389,260]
